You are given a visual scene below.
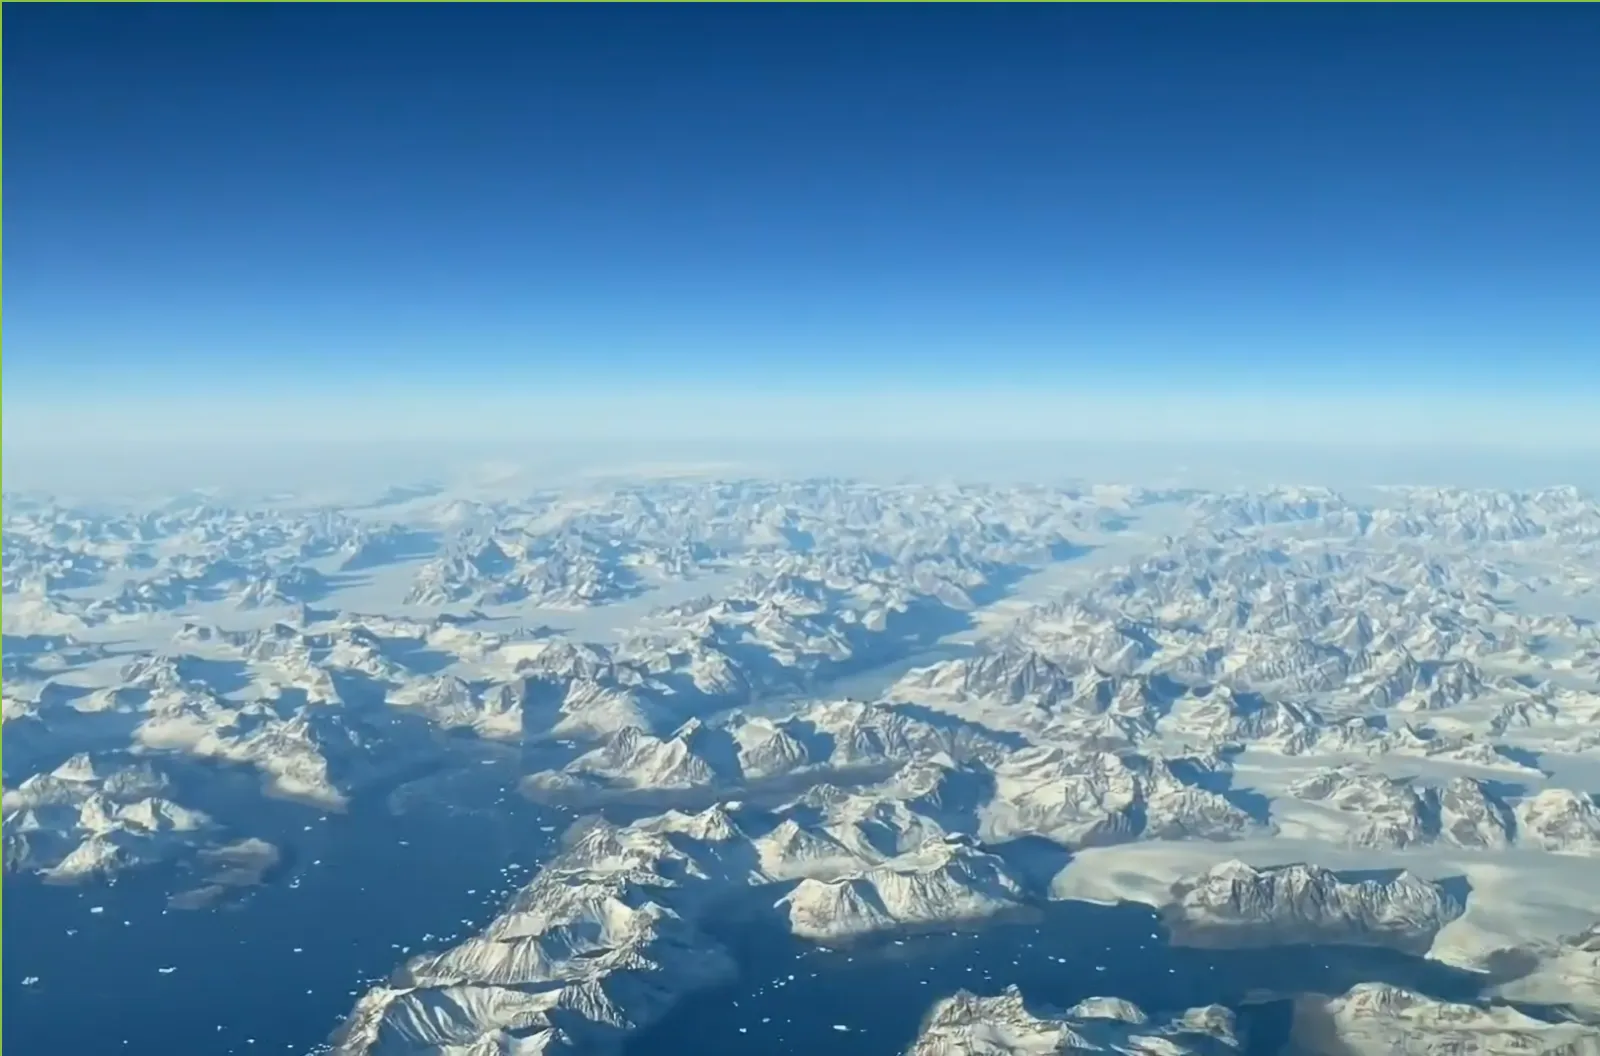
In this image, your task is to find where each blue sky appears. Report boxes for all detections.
[4,4,1598,464]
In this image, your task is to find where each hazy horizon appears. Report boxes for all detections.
[8,435,1600,507]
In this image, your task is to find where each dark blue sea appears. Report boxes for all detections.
[2,759,569,1056]
[625,900,1491,1056]
[5,752,1496,1056]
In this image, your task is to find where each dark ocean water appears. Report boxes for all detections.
[625,900,1490,1056]
[5,750,1495,1056]
[7,830,1495,1056]
[2,762,568,1056]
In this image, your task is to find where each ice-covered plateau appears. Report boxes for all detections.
[4,479,1600,1054]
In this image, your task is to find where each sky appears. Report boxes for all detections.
[4,4,1599,488]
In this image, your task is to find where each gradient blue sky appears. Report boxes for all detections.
[4,4,1598,461]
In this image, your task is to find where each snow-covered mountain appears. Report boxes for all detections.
[1164,860,1465,951]
[1312,983,1600,1056]
[8,478,1600,1053]
[906,986,1242,1055]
